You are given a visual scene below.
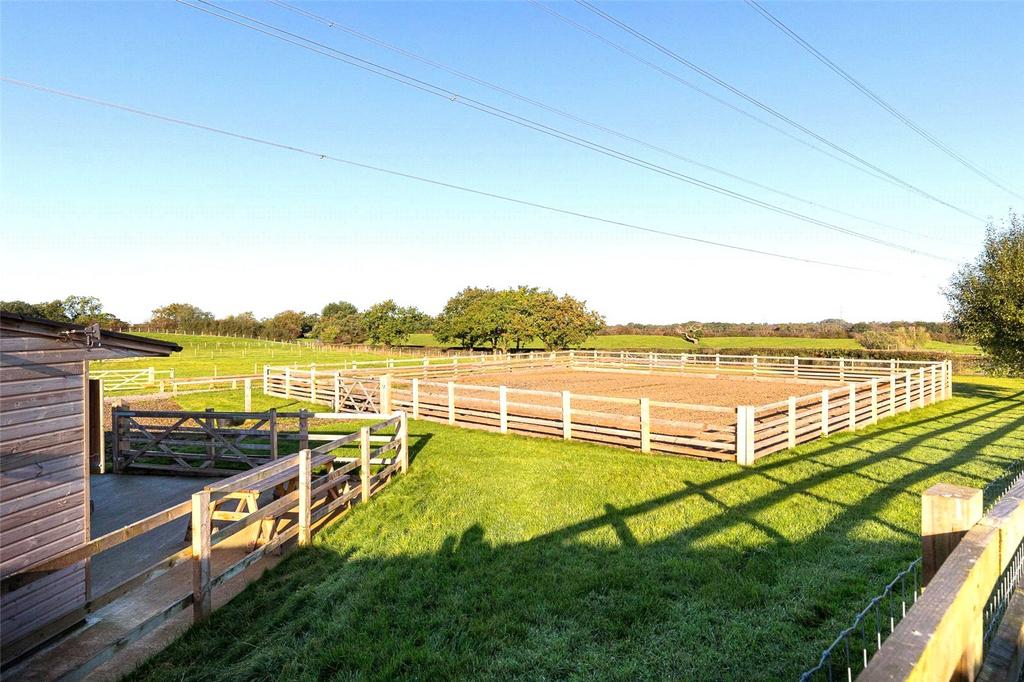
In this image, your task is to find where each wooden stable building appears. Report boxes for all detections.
[0,313,180,656]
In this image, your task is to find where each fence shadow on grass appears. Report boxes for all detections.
[126,381,1024,681]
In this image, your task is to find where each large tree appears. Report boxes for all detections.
[532,292,604,350]
[150,303,215,332]
[434,287,491,349]
[945,210,1024,375]
[263,310,305,341]
[363,300,422,346]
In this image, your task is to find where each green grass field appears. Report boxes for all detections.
[406,332,979,354]
[131,376,1023,680]
[90,333,388,380]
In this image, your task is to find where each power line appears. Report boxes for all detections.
[1,76,897,274]
[176,0,955,261]
[744,0,1022,201]
[569,0,985,222]
[268,0,955,246]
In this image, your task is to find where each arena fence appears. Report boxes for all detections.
[264,351,952,465]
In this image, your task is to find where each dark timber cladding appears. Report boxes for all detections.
[0,313,179,651]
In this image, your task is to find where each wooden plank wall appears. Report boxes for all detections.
[0,333,88,648]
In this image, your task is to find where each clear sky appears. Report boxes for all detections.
[1,1,1021,324]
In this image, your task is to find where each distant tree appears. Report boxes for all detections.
[945,210,1024,375]
[314,313,367,344]
[363,300,421,346]
[856,326,931,350]
[218,312,263,337]
[321,301,359,319]
[532,292,604,350]
[263,310,305,341]
[0,300,44,317]
[300,312,319,338]
[434,287,491,349]
[150,303,214,332]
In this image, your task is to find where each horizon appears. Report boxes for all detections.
[2,1,1020,323]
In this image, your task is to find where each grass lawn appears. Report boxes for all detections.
[131,376,1023,680]
[90,333,387,382]
[406,333,979,354]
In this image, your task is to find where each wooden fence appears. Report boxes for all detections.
[862,480,1024,681]
[90,367,174,392]
[264,353,951,465]
[0,410,408,675]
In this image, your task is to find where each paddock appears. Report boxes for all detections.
[264,350,954,465]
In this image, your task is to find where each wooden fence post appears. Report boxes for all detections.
[562,390,572,441]
[412,378,420,420]
[735,406,755,465]
[753,354,759,376]
[380,374,393,413]
[499,385,508,434]
[918,368,926,408]
[298,410,309,451]
[848,384,857,431]
[400,412,409,473]
[870,378,878,424]
[839,358,845,382]
[204,408,216,465]
[298,449,311,546]
[793,356,799,377]
[888,376,897,418]
[639,398,651,453]
[921,483,983,586]
[447,382,455,425]
[333,374,341,411]
[715,353,721,371]
[191,490,212,623]
[787,397,797,449]
[821,391,830,436]
[244,378,252,412]
[930,364,937,404]
[309,367,317,403]
[360,427,371,503]
[905,371,913,412]
[284,367,291,398]
[267,408,278,461]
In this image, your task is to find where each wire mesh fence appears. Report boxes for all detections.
[799,456,1024,680]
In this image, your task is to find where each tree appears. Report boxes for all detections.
[218,312,263,337]
[314,313,367,344]
[434,287,491,349]
[363,300,421,346]
[0,300,44,317]
[856,326,932,350]
[945,210,1024,375]
[321,301,359,319]
[263,310,305,341]
[532,292,604,350]
[150,303,214,332]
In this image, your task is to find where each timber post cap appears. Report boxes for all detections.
[922,483,982,500]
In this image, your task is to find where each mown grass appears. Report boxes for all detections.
[406,332,979,354]
[90,333,386,380]
[130,376,1023,681]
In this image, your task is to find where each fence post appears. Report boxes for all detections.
[244,378,252,412]
[562,391,572,441]
[380,374,393,414]
[848,384,857,431]
[947,360,954,398]
[447,382,455,425]
[191,490,212,623]
[148,367,155,385]
[870,378,878,424]
[400,413,409,473]
[360,427,371,502]
[752,354,759,376]
[793,356,798,377]
[111,408,122,473]
[204,408,216,464]
[888,376,897,418]
[639,397,651,453]
[284,367,291,398]
[930,364,937,404]
[787,397,796,449]
[499,385,508,434]
[905,371,913,412]
[921,484,982,586]
[309,367,317,403]
[918,368,926,408]
[821,391,830,436]
[263,365,269,395]
[735,406,753,465]
[298,410,309,451]
[298,449,312,546]
[334,374,341,411]
[269,408,278,460]
[839,358,845,382]
[412,378,420,420]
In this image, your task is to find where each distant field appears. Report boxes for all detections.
[90,333,386,379]
[405,333,978,354]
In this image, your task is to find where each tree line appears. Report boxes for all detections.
[602,319,963,343]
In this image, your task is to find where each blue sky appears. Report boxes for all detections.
[2,1,1020,324]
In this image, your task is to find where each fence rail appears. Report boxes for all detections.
[264,352,950,465]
